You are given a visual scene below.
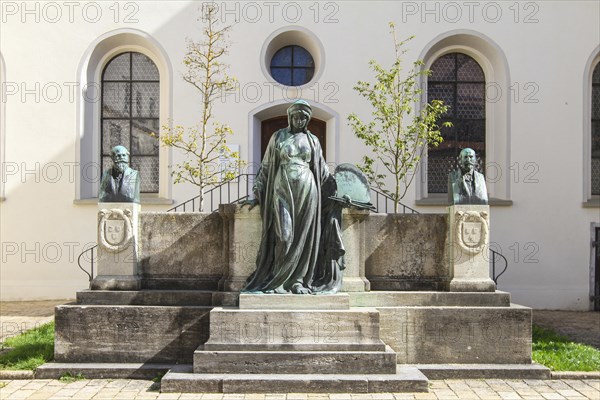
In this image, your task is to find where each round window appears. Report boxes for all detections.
[270,45,315,86]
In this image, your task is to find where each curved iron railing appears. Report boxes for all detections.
[77,245,96,284]
[491,248,508,284]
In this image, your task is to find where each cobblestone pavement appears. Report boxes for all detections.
[0,378,598,399]
[533,310,600,349]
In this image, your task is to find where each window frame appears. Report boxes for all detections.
[583,49,600,206]
[426,52,487,195]
[269,45,315,87]
[415,35,512,206]
[74,32,173,204]
[100,51,161,194]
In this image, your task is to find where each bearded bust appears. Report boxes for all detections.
[99,145,140,203]
[448,148,488,205]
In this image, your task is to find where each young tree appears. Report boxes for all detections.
[348,22,451,213]
[159,4,244,211]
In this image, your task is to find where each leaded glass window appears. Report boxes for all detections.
[270,45,315,86]
[101,52,160,193]
[427,53,486,193]
[592,63,600,195]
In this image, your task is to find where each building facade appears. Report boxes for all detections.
[1,0,599,310]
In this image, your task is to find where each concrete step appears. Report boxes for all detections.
[193,346,397,374]
[239,293,350,310]
[350,291,512,307]
[76,289,214,306]
[35,362,174,379]
[411,363,551,379]
[161,365,429,393]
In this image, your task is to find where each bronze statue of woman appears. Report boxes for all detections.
[242,100,344,294]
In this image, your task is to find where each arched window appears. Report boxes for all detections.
[592,63,600,195]
[427,53,486,194]
[101,52,160,193]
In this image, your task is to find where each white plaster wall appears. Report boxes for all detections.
[1,1,598,309]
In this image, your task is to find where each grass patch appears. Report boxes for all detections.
[0,382,7,389]
[0,321,54,371]
[59,372,86,383]
[532,324,600,371]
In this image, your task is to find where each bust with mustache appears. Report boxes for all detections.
[448,148,488,205]
[99,145,140,203]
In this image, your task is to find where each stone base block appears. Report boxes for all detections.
[76,290,214,306]
[238,293,349,310]
[204,307,385,351]
[161,365,428,393]
[54,305,211,363]
[212,291,239,306]
[377,304,532,364]
[368,278,449,292]
[341,277,371,292]
[193,346,397,374]
[412,363,551,379]
[90,275,141,291]
[35,362,174,380]
[142,277,219,291]
[350,291,511,307]
[450,279,496,292]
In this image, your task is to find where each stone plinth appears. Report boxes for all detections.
[239,293,350,310]
[140,212,223,290]
[162,365,429,394]
[54,304,210,363]
[218,204,261,292]
[377,304,532,364]
[92,203,141,290]
[447,205,496,292]
[365,214,449,291]
[203,307,386,351]
[218,204,371,293]
[341,208,370,292]
[189,303,401,386]
[193,346,397,374]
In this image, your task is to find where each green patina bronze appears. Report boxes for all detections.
[99,145,141,203]
[448,148,488,205]
[242,100,369,295]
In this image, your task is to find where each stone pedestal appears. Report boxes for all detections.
[447,205,495,292]
[341,208,370,292]
[218,204,370,293]
[91,203,141,290]
[218,204,261,292]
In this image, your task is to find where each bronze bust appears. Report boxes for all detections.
[448,148,488,205]
[99,145,140,203]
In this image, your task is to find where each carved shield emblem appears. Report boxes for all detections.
[455,211,488,254]
[98,209,134,253]
[105,219,125,246]
[462,222,482,247]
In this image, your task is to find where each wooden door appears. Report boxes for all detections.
[261,117,326,160]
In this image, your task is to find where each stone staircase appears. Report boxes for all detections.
[161,294,428,393]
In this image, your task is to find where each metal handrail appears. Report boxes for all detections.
[167,174,254,212]
[77,245,96,284]
[491,248,508,284]
[370,188,420,214]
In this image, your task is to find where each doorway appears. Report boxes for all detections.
[260,116,326,161]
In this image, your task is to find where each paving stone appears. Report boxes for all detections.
[539,393,566,399]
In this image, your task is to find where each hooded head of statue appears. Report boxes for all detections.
[287,100,312,132]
